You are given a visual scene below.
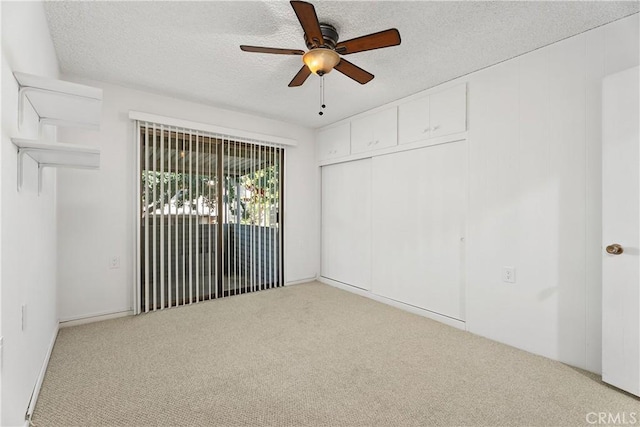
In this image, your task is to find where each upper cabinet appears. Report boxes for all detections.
[317,122,351,161]
[351,107,398,154]
[398,96,431,144]
[429,84,466,139]
[398,83,467,145]
[316,82,467,165]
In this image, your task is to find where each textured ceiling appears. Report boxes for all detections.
[44,1,638,129]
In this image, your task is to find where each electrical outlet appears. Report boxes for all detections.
[109,256,120,269]
[502,267,516,283]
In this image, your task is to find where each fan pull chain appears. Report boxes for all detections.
[318,76,326,116]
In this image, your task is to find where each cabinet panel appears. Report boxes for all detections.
[350,115,374,154]
[371,141,467,320]
[351,108,398,154]
[321,159,372,290]
[317,122,350,161]
[398,96,430,145]
[430,84,467,139]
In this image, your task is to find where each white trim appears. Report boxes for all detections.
[128,111,297,147]
[282,148,288,287]
[318,132,468,167]
[59,310,133,327]
[319,277,467,331]
[133,121,141,315]
[26,323,59,420]
[285,277,318,286]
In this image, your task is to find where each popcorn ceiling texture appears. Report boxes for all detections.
[44,1,638,129]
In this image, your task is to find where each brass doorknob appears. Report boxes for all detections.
[606,244,623,255]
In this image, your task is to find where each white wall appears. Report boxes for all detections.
[56,79,318,321]
[1,2,60,426]
[466,14,638,374]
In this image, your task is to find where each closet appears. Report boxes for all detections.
[318,83,468,321]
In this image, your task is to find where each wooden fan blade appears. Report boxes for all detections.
[334,59,374,85]
[290,1,323,48]
[335,29,401,55]
[289,65,312,87]
[240,45,305,55]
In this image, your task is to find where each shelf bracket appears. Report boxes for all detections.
[38,163,99,195]
[16,147,27,192]
[16,147,44,193]
[17,86,99,133]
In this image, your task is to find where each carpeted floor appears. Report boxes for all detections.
[32,281,638,426]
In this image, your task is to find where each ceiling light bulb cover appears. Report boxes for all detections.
[303,48,340,75]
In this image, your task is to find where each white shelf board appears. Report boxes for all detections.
[14,72,103,130]
[11,138,100,193]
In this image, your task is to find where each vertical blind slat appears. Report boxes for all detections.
[258,144,262,291]
[278,149,284,286]
[167,126,172,308]
[174,127,179,307]
[208,132,212,301]
[195,131,200,303]
[271,144,276,290]
[144,124,150,313]
[182,130,187,305]
[152,123,157,311]
[225,139,230,297]
[251,143,256,293]
[235,141,240,295]
[160,125,165,310]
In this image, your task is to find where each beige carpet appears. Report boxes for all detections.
[33,282,638,426]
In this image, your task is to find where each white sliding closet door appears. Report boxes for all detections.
[372,141,467,320]
[321,159,372,290]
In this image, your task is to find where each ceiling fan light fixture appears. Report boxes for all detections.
[303,48,340,76]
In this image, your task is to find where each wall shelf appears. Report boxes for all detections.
[11,138,100,194]
[14,72,103,131]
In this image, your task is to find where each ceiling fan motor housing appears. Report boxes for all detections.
[305,23,339,49]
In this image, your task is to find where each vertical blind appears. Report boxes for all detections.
[136,121,284,313]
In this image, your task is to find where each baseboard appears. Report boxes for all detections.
[26,323,59,420]
[319,277,467,331]
[59,310,133,328]
[285,276,318,286]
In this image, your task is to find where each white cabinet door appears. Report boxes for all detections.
[371,141,467,320]
[398,95,430,145]
[350,114,375,154]
[317,122,350,161]
[430,84,467,139]
[321,159,372,290]
[602,66,640,397]
[351,108,398,154]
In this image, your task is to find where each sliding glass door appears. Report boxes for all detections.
[138,123,283,312]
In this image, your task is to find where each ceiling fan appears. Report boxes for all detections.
[240,0,401,87]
